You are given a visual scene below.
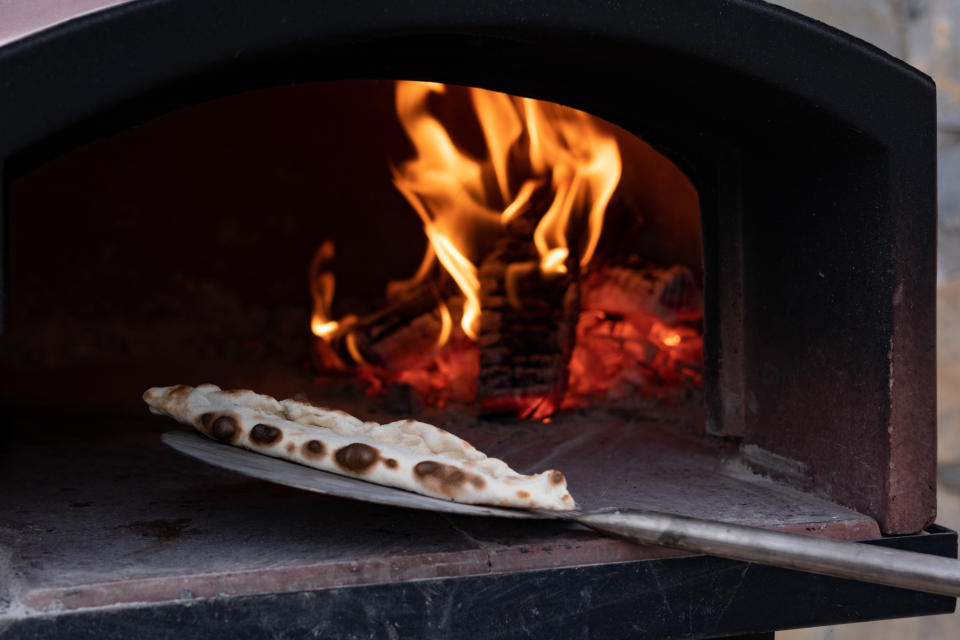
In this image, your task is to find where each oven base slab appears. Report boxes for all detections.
[0,527,955,640]
[0,405,919,635]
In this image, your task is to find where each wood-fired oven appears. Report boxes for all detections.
[0,1,955,638]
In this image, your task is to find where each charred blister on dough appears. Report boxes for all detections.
[383,458,399,469]
[335,443,380,474]
[200,412,215,429]
[250,423,282,445]
[549,470,566,486]
[210,415,240,444]
[154,384,194,414]
[413,461,485,498]
[516,490,531,500]
[167,384,192,402]
[302,440,326,459]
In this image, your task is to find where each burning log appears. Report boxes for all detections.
[580,264,702,324]
[319,274,457,369]
[312,246,703,416]
[476,218,579,419]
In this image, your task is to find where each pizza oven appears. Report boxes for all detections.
[0,1,955,638]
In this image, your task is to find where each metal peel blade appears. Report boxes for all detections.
[163,430,960,598]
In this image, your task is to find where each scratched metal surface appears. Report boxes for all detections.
[450,414,875,528]
[165,416,878,528]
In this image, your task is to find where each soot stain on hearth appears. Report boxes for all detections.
[119,518,196,541]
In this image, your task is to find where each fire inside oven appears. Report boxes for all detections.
[307,81,703,419]
[4,80,704,421]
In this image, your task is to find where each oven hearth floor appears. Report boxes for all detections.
[0,404,883,618]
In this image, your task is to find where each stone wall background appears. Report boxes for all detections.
[769,2,960,638]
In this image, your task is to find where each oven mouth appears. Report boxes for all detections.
[3,79,707,427]
[0,75,888,614]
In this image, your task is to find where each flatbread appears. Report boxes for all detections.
[144,384,575,511]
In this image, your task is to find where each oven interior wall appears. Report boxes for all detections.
[3,81,424,380]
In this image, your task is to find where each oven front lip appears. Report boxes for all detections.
[2,525,956,639]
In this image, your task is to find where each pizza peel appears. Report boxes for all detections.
[163,430,960,597]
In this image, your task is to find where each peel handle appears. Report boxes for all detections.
[575,508,960,598]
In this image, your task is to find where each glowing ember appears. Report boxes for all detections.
[308,81,703,418]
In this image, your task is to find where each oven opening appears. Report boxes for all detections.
[0,78,906,614]
[307,81,703,421]
[3,79,706,425]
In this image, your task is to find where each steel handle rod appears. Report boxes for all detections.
[574,508,960,598]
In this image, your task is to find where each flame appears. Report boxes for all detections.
[523,97,622,275]
[386,244,435,301]
[309,241,339,338]
[392,80,623,338]
[345,332,366,365]
[424,226,481,340]
[309,81,648,417]
[312,319,338,338]
[500,177,539,224]
[436,299,453,348]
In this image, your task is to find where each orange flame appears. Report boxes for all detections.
[436,299,453,347]
[312,82,623,359]
[309,241,339,338]
[423,226,481,340]
[522,98,622,275]
[392,81,623,341]
[308,81,702,415]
